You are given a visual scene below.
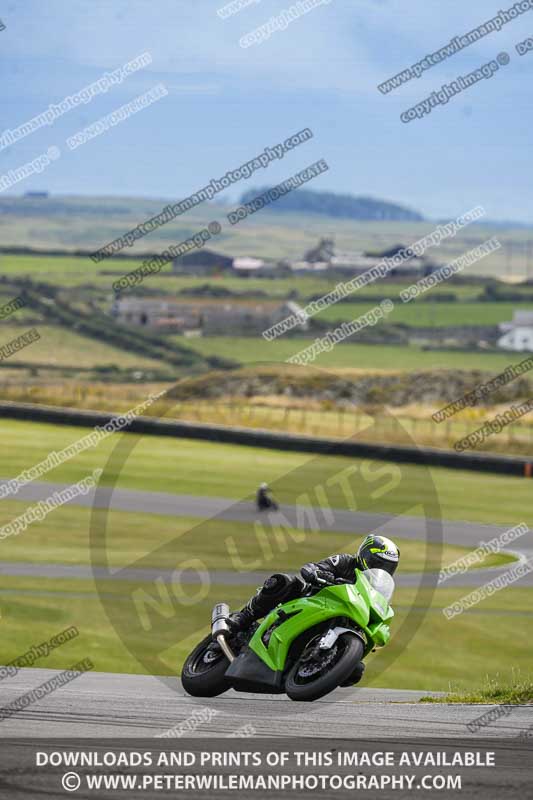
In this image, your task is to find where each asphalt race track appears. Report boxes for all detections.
[0,668,530,739]
[0,480,532,588]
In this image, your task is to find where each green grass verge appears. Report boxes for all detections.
[419,674,533,704]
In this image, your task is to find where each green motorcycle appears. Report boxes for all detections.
[182,568,395,702]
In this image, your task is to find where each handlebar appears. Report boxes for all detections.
[306,576,353,588]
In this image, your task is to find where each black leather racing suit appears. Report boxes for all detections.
[301,553,359,584]
[237,553,361,622]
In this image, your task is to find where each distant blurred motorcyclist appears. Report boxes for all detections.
[256,482,278,512]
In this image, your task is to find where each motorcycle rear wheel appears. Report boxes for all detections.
[181,634,231,697]
[286,633,363,701]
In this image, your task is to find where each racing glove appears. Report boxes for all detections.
[300,563,336,586]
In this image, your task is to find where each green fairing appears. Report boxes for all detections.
[248,569,394,674]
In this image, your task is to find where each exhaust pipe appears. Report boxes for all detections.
[211,603,235,662]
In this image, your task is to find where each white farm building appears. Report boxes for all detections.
[498,310,533,352]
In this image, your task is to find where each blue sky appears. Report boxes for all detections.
[1,0,532,221]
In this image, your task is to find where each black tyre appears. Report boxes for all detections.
[181,634,231,697]
[286,633,364,702]
[340,659,365,687]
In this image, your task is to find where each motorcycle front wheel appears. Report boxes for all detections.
[286,632,364,701]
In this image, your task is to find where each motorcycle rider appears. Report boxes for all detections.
[256,482,278,512]
[230,534,400,631]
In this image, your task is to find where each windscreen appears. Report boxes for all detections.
[363,568,395,602]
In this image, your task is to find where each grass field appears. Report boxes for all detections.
[368,586,533,691]
[0,419,532,526]
[179,336,521,371]
[2,316,523,376]
[0,323,163,369]
[321,301,528,328]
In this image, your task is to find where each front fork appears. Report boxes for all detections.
[211,603,235,662]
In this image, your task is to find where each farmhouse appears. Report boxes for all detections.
[498,310,533,352]
[112,298,202,332]
[112,297,307,336]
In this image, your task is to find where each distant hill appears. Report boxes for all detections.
[0,196,133,217]
[238,188,424,222]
